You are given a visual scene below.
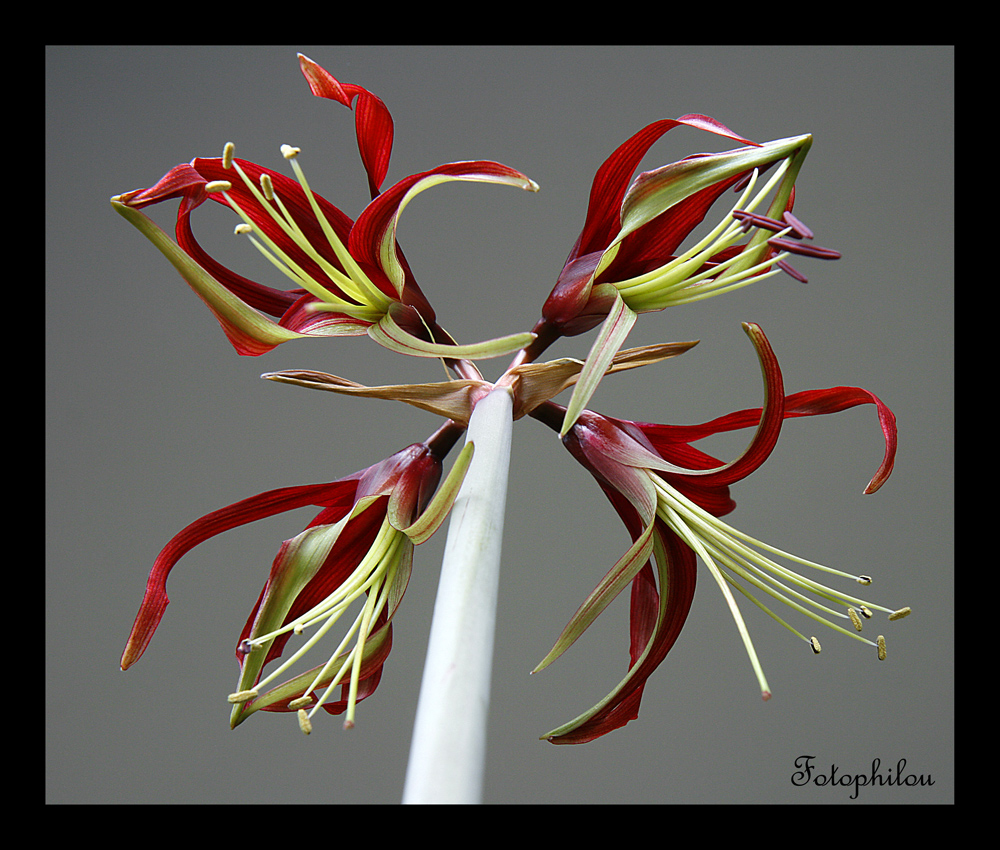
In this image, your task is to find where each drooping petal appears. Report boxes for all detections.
[532,512,656,674]
[638,384,897,494]
[120,479,361,671]
[544,520,697,744]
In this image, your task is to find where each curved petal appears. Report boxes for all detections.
[615,136,811,253]
[119,479,361,671]
[544,521,697,744]
[573,115,756,261]
[112,200,311,356]
[298,54,394,197]
[368,303,535,360]
[350,160,539,296]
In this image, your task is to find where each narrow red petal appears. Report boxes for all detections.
[120,480,360,670]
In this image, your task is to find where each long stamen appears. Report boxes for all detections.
[614,159,797,311]
[280,145,392,311]
[218,143,388,319]
[650,473,907,694]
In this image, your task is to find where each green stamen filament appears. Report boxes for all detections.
[650,473,904,691]
[614,159,795,311]
[240,517,406,730]
[220,143,389,317]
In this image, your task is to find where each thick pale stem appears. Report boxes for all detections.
[402,387,513,804]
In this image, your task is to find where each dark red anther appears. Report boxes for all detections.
[782,210,814,240]
[776,259,808,283]
[767,236,841,260]
[732,209,788,234]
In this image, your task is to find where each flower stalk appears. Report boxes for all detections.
[402,386,514,804]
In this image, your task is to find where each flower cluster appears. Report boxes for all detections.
[115,54,904,743]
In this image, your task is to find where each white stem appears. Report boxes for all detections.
[402,387,513,804]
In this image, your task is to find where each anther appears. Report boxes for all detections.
[297,709,312,735]
[810,636,822,654]
[888,607,912,621]
[732,209,787,234]
[857,575,873,585]
[222,142,235,169]
[234,223,252,235]
[260,173,275,201]
[859,605,873,619]
[782,210,814,240]
[848,608,864,631]
[227,688,258,704]
[877,635,887,661]
[238,639,255,655]
[288,696,312,710]
[776,259,808,283]
[767,236,842,260]
[281,144,301,160]
[205,180,233,193]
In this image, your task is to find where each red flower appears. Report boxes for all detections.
[530,323,905,744]
[111,56,537,361]
[121,424,475,733]
[540,118,839,337]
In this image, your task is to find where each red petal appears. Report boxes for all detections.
[572,115,755,262]
[298,54,394,197]
[120,480,360,671]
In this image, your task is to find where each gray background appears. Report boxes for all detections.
[47,45,953,804]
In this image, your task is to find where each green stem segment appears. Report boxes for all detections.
[402,387,514,804]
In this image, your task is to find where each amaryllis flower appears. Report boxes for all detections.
[533,115,841,433]
[120,423,474,733]
[529,323,905,744]
[111,55,537,361]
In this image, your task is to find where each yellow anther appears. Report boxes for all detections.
[260,172,275,201]
[222,142,235,169]
[227,688,258,704]
[281,144,301,160]
[809,636,822,654]
[297,708,313,735]
[234,223,252,235]
[848,608,864,631]
[293,622,304,635]
[857,575,873,585]
[877,635,887,661]
[859,605,873,619]
[888,607,911,621]
[288,696,312,710]
[205,180,232,193]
